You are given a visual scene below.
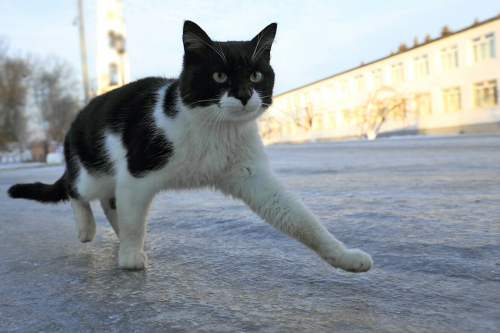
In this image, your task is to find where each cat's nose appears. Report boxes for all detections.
[238,86,252,106]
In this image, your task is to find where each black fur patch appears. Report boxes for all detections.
[163,80,179,118]
[65,77,176,179]
[64,138,81,200]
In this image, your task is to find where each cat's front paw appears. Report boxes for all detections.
[338,249,373,272]
[119,251,147,270]
[325,249,373,273]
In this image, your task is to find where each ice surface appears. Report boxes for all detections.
[0,133,499,331]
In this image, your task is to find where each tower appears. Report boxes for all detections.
[96,0,130,95]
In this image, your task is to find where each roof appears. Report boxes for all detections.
[273,14,500,98]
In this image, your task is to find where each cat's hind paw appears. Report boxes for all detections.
[330,249,373,273]
[77,225,96,243]
[119,251,147,270]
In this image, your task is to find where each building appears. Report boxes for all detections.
[96,0,130,95]
[260,15,500,144]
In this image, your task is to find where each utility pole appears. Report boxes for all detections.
[77,0,90,104]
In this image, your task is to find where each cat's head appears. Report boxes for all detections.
[179,21,277,123]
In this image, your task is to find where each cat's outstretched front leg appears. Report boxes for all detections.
[115,178,155,269]
[219,166,373,273]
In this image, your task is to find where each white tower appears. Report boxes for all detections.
[96,0,130,95]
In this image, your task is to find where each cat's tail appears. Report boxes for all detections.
[8,172,69,203]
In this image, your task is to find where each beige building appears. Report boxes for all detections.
[96,0,130,95]
[261,15,500,144]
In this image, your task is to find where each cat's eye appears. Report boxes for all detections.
[213,72,228,83]
[250,72,263,83]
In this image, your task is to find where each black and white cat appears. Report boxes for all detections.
[8,21,373,272]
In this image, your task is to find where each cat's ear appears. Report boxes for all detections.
[183,21,213,52]
[250,23,277,63]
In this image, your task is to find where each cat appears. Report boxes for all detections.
[8,21,373,272]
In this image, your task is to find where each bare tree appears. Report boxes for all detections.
[32,56,80,142]
[292,100,324,133]
[0,38,30,145]
[292,101,312,131]
[359,86,408,140]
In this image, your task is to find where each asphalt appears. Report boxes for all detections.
[1,133,499,332]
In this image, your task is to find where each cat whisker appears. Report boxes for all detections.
[198,107,222,140]
[194,106,217,130]
[214,107,227,137]
[259,109,278,126]
[185,98,221,107]
[260,103,295,121]
[262,109,281,125]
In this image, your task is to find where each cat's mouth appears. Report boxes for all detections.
[220,92,264,122]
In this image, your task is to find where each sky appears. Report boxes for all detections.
[0,0,498,98]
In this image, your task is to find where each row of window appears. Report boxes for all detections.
[262,80,498,136]
[274,32,496,113]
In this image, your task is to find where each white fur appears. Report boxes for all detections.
[70,83,373,272]
[70,198,96,243]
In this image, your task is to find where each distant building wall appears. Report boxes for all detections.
[96,0,130,95]
[261,16,500,144]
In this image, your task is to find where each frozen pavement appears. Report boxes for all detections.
[0,133,499,332]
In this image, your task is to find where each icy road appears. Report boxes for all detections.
[1,134,499,332]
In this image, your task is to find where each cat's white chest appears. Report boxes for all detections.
[158,115,257,189]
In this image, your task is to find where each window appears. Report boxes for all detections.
[108,31,116,48]
[340,80,349,97]
[281,98,290,112]
[340,109,351,127]
[473,80,497,108]
[440,45,458,71]
[300,118,310,131]
[299,94,307,108]
[389,99,406,119]
[413,55,429,78]
[413,93,432,116]
[293,119,302,133]
[390,63,404,85]
[109,63,118,86]
[441,87,461,113]
[311,88,322,105]
[471,33,495,63]
[325,112,337,129]
[372,69,383,90]
[288,96,296,111]
[271,122,281,137]
[352,106,365,125]
[312,115,323,130]
[322,85,334,101]
[354,75,364,93]
[271,100,280,113]
[283,121,293,135]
